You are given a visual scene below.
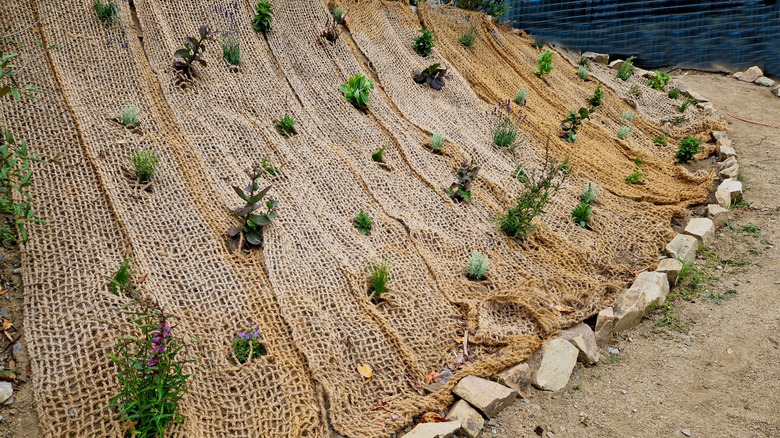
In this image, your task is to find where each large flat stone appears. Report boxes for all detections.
[707,204,729,228]
[630,271,670,310]
[445,400,484,438]
[665,234,698,261]
[674,79,691,95]
[495,363,532,398]
[683,217,715,248]
[738,66,763,83]
[755,76,775,87]
[613,288,647,332]
[527,339,578,391]
[452,375,517,418]
[656,258,683,284]
[555,323,600,365]
[402,421,461,438]
[711,131,728,142]
[718,163,739,180]
[609,59,625,70]
[717,140,736,161]
[717,179,743,204]
[594,307,614,345]
[582,51,609,64]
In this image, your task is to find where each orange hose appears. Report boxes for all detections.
[712,106,779,129]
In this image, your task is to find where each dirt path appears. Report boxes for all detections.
[491,72,780,438]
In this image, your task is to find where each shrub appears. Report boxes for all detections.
[581,183,598,204]
[372,145,386,163]
[221,31,241,66]
[430,132,445,151]
[622,111,634,122]
[653,135,667,147]
[577,65,589,80]
[513,87,528,106]
[560,107,591,143]
[625,170,644,184]
[321,15,340,43]
[455,0,510,19]
[275,114,297,137]
[369,259,390,300]
[353,210,373,235]
[534,50,553,77]
[412,29,436,57]
[252,1,273,36]
[172,26,215,85]
[260,157,283,177]
[232,323,266,364]
[676,136,700,163]
[648,71,670,90]
[616,56,636,81]
[668,87,681,99]
[94,0,118,26]
[130,148,160,183]
[571,201,592,229]
[332,7,345,24]
[413,63,449,90]
[122,105,140,128]
[466,251,489,280]
[678,97,697,113]
[616,125,631,140]
[447,162,480,203]
[340,73,374,109]
[489,100,525,149]
[587,84,603,107]
[228,165,277,248]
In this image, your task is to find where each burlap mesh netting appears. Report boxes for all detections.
[0,0,725,436]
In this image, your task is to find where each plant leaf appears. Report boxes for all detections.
[357,363,373,383]
[245,231,262,245]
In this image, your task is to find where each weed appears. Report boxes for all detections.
[603,352,625,364]
[616,56,636,81]
[678,97,697,113]
[228,165,277,248]
[412,29,436,57]
[616,125,631,140]
[458,15,477,47]
[252,1,274,36]
[652,135,667,147]
[668,87,681,99]
[703,289,737,305]
[628,85,641,97]
[0,128,43,243]
[625,170,644,184]
[489,100,526,149]
[661,115,688,127]
[587,84,603,107]
[0,225,16,246]
[275,114,297,137]
[534,50,553,77]
[581,183,598,204]
[741,223,760,237]
[260,157,283,177]
[655,301,685,332]
[94,0,118,26]
[130,148,160,183]
[577,65,589,80]
[232,323,265,364]
[647,71,670,90]
[455,0,510,19]
[332,7,345,24]
[736,171,744,182]
[560,107,591,143]
[675,136,700,163]
[513,87,528,106]
[353,210,373,235]
[108,255,135,297]
[321,15,341,43]
[467,250,489,280]
[447,162,480,202]
[340,73,374,109]
[622,111,634,122]
[122,105,140,128]
[732,199,752,210]
[634,154,644,167]
[431,132,445,151]
[369,259,390,299]
[221,31,241,66]
[571,201,592,228]
[172,26,215,85]
[372,145,387,163]
[572,384,582,390]
[725,221,735,231]
[413,63,449,90]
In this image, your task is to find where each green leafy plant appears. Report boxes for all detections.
[321,14,341,43]
[625,170,644,184]
[413,63,449,90]
[353,210,373,235]
[455,0,510,19]
[232,323,266,364]
[531,38,545,49]
[0,225,16,246]
[490,100,525,149]
[577,65,589,80]
[172,26,215,85]
[122,105,140,129]
[275,114,297,137]
[252,0,274,36]
[1,46,47,101]
[587,84,603,107]
[571,201,592,229]
[368,259,390,300]
[430,132,445,151]
[412,29,436,57]
[652,135,667,146]
[131,148,160,183]
[616,125,631,140]
[628,85,641,97]
[676,136,700,163]
[458,15,477,47]
[496,135,570,238]
[678,97,697,113]
[228,165,277,248]
[534,50,553,77]
[94,0,119,26]
[622,111,634,122]
[647,71,670,90]
[340,73,374,109]
[560,107,591,143]
[447,162,480,203]
[108,255,135,297]
[260,157,283,177]
[466,250,489,280]
[668,87,681,99]
[221,31,241,66]
[634,154,644,167]
[372,145,387,163]
[513,87,528,106]
[581,183,598,204]
[616,56,636,81]
[332,7,345,24]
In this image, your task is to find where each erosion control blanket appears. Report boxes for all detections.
[0,0,723,436]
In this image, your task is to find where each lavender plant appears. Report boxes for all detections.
[457,15,477,47]
[488,99,526,149]
[232,323,266,364]
[466,250,489,280]
[94,0,118,26]
[216,5,241,66]
[513,87,528,106]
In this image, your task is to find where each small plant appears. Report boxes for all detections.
[228,165,277,248]
[0,128,43,243]
[332,7,345,24]
[94,0,118,26]
[628,85,641,97]
[413,63,449,90]
[513,88,528,106]
[647,71,670,90]
[232,323,266,364]
[221,30,241,66]
[321,15,341,43]
[412,29,436,57]
[587,84,603,107]
[108,255,135,297]
[616,56,636,81]
[661,115,688,127]
[571,201,592,228]
[616,125,631,140]
[353,210,373,235]
[372,145,387,163]
[447,162,480,203]
[534,50,554,77]
[458,15,477,47]
[275,114,297,137]
[560,107,591,143]
[260,157,283,177]
[466,250,489,280]
[622,111,634,122]
[340,73,374,109]
[653,136,667,147]
[252,0,274,36]
[668,87,681,99]
[131,148,160,183]
[678,97,697,113]
[676,136,700,163]
[122,105,140,128]
[581,183,598,204]
[578,56,592,69]
[0,225,16,246]
[531,38,545,49]
[489,100,526,149]
[368,259,390,300]
[577,65,589,80]
[634,154,644,167]
[455,0,510,19]
[430,132,445,152]
[625,170,644,184]
[172,26,215,85]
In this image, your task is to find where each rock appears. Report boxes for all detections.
[717,142,736,161]
[452,375,517,417]
[613,288,647,332]
[776,87,780,97]
[0,382,12,405]
[732,71,742,79]
[755,76,775,87]
[715,188,732,208]
[444,400,484,438]
[594,307,614,345]
[582,51,608,64]
[402,421,461,438]
[683,217,715,248]
[607,347,620,355]
[718,156,737,171]
[635,68,650,78]
[717,179,743,204]
[526,339,578,391]
[609,59,624,70]
[673,79,691,95]
[687,90,707,102]
[707,204,729,227]
[665,234,698,261]
[495,363,532,398]
[12,268,20,275]
[718,161,739,179]
[711,131,728,142]
[656,258,683,284]
[681,429,692,437]
[554,323,599,365]
[630,271,670,310]
[738,66,763,83]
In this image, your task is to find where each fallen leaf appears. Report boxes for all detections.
[0,289,8,296]
[4,331,12,342]
[421,412,445,423]
[2,320,12,331]
[357,363,373,383]
[424,369,440,385]
[137,273,148,284]
[453,337,463,344]
[555,305,575,313]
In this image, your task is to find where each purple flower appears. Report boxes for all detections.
[148,356,157,366]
